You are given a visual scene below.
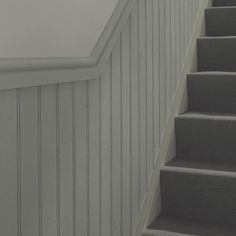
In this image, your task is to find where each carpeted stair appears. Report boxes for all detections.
[145,0,236,235]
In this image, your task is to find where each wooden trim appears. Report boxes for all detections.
[0,57,95,72]
[0,67,97,90]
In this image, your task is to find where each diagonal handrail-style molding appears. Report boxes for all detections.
[0,0,134,90]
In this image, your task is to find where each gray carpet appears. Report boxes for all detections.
[187,72,236,114]
[149,214,236,236]
[175,112,236,163]
[198,37,236,72]
[166,158,236,173]
[147,1,236,235]
[213,0,236,7]
[205,7,236,36]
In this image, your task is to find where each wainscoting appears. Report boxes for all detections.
[0,1,208,236]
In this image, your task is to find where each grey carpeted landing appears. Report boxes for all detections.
[147,0,236,235]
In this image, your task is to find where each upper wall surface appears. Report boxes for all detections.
[0,0,118,58]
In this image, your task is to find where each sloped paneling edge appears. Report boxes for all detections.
[137,1,212,235]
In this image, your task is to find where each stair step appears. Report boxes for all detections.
[206,7,236,36]
[187,72,236,114]
[213,0,236,7]
[197,37,236,72]
[160,166,236,225]
[147,214,236,236]
[166,158,236,173]
[176,112,236,163]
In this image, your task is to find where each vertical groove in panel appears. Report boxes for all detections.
[100,58,112,236]
[180,0,184,68]
[130,3,139,234]
[110,57,113,236]
[88,78,101,236]
[184,0,187,54]
[178,0,182,82]
[87,83,90,236]
[41,85,57,236]
[72,83,76,236]
[190,0,194,38]
[152,0,155,173]
[37,87,42,236]
[17,89,21,236]
[186,0,190,44]
[175,0,180,86]
[99,77,102,236]
[74,81,89,236]
[146,0,154,184]
[137,0,141,215]
[138,0,147,206]
[58,83,74,236]
[120,34,123,236]
[165,0,171,119]
[129,15,132,236]
[111,37,122,236]
[121,18,131,236]
[56,85,60,236]
[153,0,160,166]
[170,0,176,99]
[159,0,166,140]
[0,90,18,236]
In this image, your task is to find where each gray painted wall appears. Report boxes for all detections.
[0,1,205,236]
[0,0,118,57]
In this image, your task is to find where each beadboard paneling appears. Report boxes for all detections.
[0,1,206,236]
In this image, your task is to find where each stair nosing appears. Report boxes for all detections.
[143,229,193,236]
[187,71,236,76]
[198,36,236,39]
[206,6,236,10]
[176,112,236,121]
[161,165,236,178]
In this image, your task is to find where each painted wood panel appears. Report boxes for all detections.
[41,85,57,236]
[0,1,207,236]
[74,81,89,236]
[20,87,39,236]
[0,90,18,236]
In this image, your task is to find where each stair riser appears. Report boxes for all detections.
[176,116,236,162]
[213,0,236,6]
[161,170,236,224]
[187,73,236,114]
[198,38,236,72]
[206,8,236,36]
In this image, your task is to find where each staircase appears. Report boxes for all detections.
[146,1,236,235]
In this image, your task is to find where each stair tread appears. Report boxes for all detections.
[213,0,236,7]
[189,71,236,75]
[166,158,236,173]
[178,111,236,121]
[208,6,236,9]
[148,214,236,236]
